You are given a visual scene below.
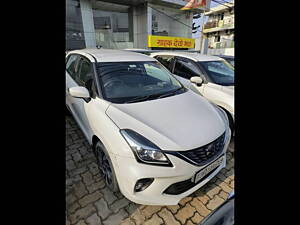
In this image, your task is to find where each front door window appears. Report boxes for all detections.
[174,59,201,80]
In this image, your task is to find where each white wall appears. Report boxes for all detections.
[194,39,201,51]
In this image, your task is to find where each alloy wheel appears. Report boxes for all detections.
[95,144,113,186]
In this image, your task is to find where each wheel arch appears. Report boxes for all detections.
[217,105,234,132]
[92,135,102,148]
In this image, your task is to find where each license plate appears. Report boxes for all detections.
[193,155,224,183]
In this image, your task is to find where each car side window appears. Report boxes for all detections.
[66,54,79,80]
[174,58,201,80]
[155,55,173,71]
[77,58,94,89]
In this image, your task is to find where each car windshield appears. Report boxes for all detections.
[198,60,234,86]
[96,61,185,103]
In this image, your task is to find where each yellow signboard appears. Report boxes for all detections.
[148,35,195,49]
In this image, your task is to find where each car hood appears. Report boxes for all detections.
[106,90,226,151]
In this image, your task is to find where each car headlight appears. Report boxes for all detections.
[120,129,172,166]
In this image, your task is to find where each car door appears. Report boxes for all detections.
[196,61,234,113]
[173,57,206,95]
[154,55,193,90]
[71,56,96,138]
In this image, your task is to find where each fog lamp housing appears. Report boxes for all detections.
[134,178,154,192]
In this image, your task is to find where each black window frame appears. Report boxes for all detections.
[154,55,174,71]
[172,57,208,83]
[77,57,93,86]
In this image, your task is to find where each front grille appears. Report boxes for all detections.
[174,132,225,166]
[163,165,220,195]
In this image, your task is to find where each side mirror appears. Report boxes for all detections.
[190,76,203,87]
[68,86,90,99]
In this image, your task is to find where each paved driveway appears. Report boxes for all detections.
[66,115,234,225]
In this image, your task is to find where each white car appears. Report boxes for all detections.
[66,49,231,205]
[150,52,234,132]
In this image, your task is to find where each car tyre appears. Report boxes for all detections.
[227,114,234,137]
[219,107,234,138]
[94,141,119,192]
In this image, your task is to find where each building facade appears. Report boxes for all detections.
[203,0,234,56]
[66,0,209,51]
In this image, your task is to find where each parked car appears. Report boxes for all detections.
[199,190,234,225]
[214,55,234,67]
[66,49,231,205]
[150,52,234,133]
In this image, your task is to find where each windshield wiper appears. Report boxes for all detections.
[124,95,152,103]
[157,87,185,99]
[124,87,185,103]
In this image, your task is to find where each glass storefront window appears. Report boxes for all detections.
[66,1,194,51]
[92,1,133,49]
[66,0,85,50]
[151,5,192,39]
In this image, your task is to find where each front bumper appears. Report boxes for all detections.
[113,132,230,205]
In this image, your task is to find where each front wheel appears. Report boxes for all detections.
[94,141,119,192]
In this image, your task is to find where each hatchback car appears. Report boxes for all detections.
[66,49,231,205]
[150,52,234,133]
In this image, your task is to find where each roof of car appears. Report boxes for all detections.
[68,48,157,63]
[214,55,234,59]
[150,51,223,62]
